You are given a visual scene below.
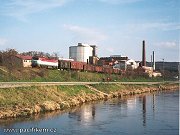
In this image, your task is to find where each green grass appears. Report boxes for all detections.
[119,76,163,82]
[0,85,94,108]
[0,86,42,107]
[57,85,95,96]
[90,83,158,93]
[90,83,125,93]
[0,66,171,82]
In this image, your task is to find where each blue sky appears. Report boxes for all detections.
[0,0,179,61]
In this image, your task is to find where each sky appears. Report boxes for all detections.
[0,0,179,62]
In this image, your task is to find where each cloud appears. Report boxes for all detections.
[63,24,107,44]
[0,0,71,20]
[154,41,178,49]
[99,0,144,4]
[0,38,8,46]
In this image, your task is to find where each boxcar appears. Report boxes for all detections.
[71,61,85,70]
[84,64,95,72]
[58,60,71,70]
[95,66,103,73]
[103,66,113,74]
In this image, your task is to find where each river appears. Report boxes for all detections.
[0,90,179,135]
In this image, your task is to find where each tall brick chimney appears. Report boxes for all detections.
[142,40,146,66]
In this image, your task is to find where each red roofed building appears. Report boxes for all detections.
[16,55,32,67]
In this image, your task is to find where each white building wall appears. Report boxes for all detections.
[126,59,138,69]
[113,59,138,70]
[23,60,32,67]
[69,44,93,62]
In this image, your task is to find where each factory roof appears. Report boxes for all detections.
[69,43,93,48]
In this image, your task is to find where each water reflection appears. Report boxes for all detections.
[0,90,178,135]
[68,104,96,122]
[152,94,156,120]
[142,96,146,127]
[68,95,148,127]
[126,97,136,110]
[92,105,95,119]
[138,95,146,127]
[152,94,155,112]
[0,109,69,129]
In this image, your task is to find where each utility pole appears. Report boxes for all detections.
[151,55,152,68]
[152,51,155,71]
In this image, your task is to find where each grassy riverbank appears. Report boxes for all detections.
[0,85,95,108]
[0,67,170,82]
[0,82,178,119]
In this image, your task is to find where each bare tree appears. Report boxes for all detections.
[51,52,59,60]
[1,49,18,80]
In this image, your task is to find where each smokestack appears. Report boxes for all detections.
[90,45,97,57]
[153,51,155,70]
[142,40,146,66]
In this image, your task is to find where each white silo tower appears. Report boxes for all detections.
[69,43,93,63]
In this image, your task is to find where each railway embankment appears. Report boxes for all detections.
[0,82,178,119]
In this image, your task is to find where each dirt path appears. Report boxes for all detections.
[0,81,178,88]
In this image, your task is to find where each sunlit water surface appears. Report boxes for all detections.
[0,90,179,135]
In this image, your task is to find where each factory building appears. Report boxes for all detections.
[113,59,138,70]
[69,43,97,63]
[98,55,128,66]
[139,40,161,77]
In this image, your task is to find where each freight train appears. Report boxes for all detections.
[32,57,58,68]
[31,57,121,74]
[58,60,121,74]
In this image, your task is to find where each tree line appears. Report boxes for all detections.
[0,49,59,64]
[0,48,59,71]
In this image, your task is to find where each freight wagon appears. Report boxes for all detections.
[84,64,95,72]
[58,60,120,74]
[95,66,103,73]
[58,60,86,71]
[103,66,113,74]
[58,60,71,70]
[71,61,86,70]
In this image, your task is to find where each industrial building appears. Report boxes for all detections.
[112,59,138,70]
[138,40,162,77]
[98,55,128,66]
[69,43,97,63]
